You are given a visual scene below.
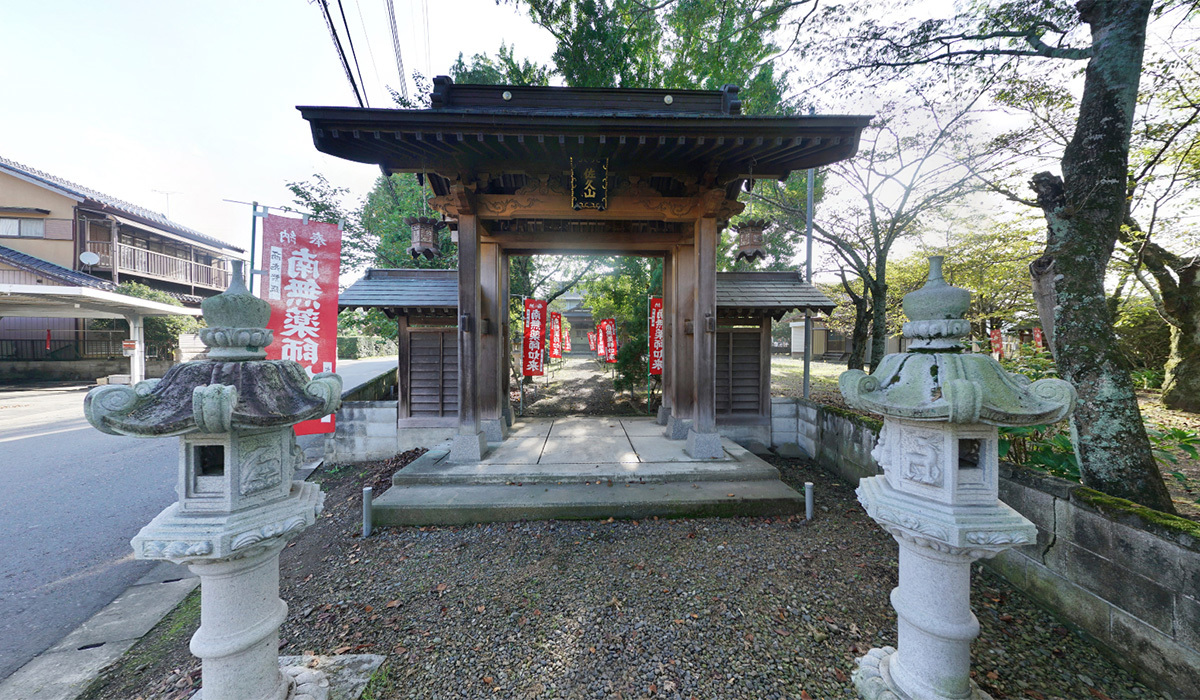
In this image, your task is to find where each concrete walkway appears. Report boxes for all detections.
[374,417,804,525]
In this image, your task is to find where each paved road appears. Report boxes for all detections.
[0,356,396,681]
[0,382,177,681]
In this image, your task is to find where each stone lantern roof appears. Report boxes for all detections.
[84,261,341,437]
[839,256,1075,426]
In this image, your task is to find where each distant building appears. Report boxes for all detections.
[0,156,242,368]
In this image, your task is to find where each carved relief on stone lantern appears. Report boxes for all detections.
[83,261,342,700]
[839,256,1075,700]
[406,215,446,259]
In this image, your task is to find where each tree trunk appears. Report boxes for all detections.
[1029,255,1057,359]
[1163,320,1200,412]
[848,296,871,371]
[1159,257,1200,411]
[868,278,888,373]
[1035,0,1174,513]
[841,274,870,371]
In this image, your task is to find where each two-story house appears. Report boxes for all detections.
[0,156,243,369]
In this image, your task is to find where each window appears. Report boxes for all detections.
[0,218,45,238]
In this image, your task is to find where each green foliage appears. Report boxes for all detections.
[511,0,791,112]
[1147,426,1200,464]
[1131,367,1165,390]
[336,335,398,359]
[998,424,1079,481]
[361,173,457,271]
[1112,295,1170,371]
[450,42,552,86]
[111,282,201,351]
[1001,422,1200,485]
[999,344,1058,382]
[579,257,662,394]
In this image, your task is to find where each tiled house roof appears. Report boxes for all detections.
[0,155,243,253]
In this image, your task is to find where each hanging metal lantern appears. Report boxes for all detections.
[734,219,769,263]
[405,216,446,260]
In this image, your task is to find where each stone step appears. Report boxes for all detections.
[370,479,805,527]
[391,448,782,487]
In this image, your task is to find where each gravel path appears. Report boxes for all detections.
[82,453,1163,700]
[519,356,648,417]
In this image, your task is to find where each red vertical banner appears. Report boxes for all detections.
[604,318,618,363]
[548,312,563,359]
[989,328,1004,357]
[1032,327,1044,350]
[522,299,547,376]
[562,322,572,353]
[595,322,606,357]
[260,214,342,435]
[648,297,664,375]
[587,331,597,352]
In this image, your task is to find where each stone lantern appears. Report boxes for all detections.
[733,218,768,262]
[839,256,1075,700]
[83,261,342,700]
[406,215,445,259]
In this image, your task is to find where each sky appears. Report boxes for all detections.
[0,0,557,255]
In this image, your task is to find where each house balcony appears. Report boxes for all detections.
[84,240,231,291]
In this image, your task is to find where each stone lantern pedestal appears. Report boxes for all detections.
[84,262,345,700]
[840,257,1076,700]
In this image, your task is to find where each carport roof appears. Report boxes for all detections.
[0,284,203,319]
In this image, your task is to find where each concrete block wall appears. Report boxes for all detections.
[327,401,401,462]
[778,396,1200,699]
[0,359,173,382]
[771,397,881,482]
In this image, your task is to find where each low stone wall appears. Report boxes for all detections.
[773,396,1200,699]
[327,401,402,462]
[0,359,173,382]
[342,367,398,402]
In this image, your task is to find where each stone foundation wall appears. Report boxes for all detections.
[774,396,1200,699]
[327,401,402,462]
[0,359,174,382]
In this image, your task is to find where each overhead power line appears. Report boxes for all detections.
[384,0,408,101]
[317,0,365,108]
[335,0,370,107]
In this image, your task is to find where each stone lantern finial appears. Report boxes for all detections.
[840,257,1076,700]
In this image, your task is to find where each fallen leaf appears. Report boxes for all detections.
[800,691,812,700]
[435,583,447,595]
[834,668,848,682]
[483,676,494,686]
[775,628,790,637]
[986,671,999,680]
[393,645,408,654]
[648,683,657,693]
[1087,690,1113,700]
[386,600,401,608]
[363,605,373,613]
[477,605,486,613]
[333,645,352,654]
[1024,691,1046,700]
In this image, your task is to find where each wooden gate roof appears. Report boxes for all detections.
[300,78,871,196]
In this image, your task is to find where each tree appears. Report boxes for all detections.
[812,0,1181,511]
[579,257,663,396]
[511,0,801,103]
[760,82,999,371]
[105,282,201,352]
[890,219,1044,339]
